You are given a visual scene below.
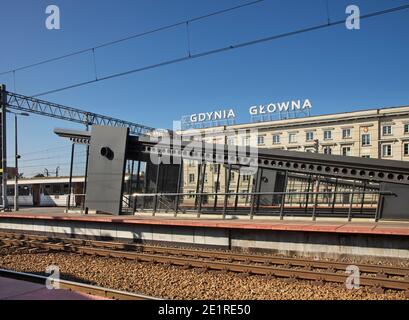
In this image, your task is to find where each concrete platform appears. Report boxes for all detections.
[0,276,106,300]
[1,210,409,236]
[1,208,409,260]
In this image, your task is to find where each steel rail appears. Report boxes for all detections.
[0,268,161,300]
[1,231,407,277]
[1,232,409,292]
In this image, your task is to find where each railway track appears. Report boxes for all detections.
[0,268,161,300]
[1,231,409,295]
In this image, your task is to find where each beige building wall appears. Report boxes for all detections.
[179,106,409,198]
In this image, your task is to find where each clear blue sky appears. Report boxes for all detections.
[0,0,408,177]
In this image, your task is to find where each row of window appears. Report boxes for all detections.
[261,124,409,146]
[270,128,356,145]
[382,124,409,136]
[322,143,409,157]
[210,124,409,147]
[188,173,252,184]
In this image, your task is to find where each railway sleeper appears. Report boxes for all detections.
[371,285,385,294]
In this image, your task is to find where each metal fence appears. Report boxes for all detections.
[128,190,395,221]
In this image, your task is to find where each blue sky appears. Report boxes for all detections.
[0,0,408,177]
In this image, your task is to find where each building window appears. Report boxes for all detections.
[342,128,351,139]
[382,125,392,136]
[241,136,250,146]
[242,175,251,182]
[323,130,332,140]
[272,134,280,145]
[362,155,370,159]
[306,131,314,142]
[289,133,297,143]
[257,135,265,145]
[362,134,371,146]
[382,144,392,157]
[342,146,351,156]
[323,146,332,155]
[189,174,195,183]
[405,124,409,134]
[227,137,236,145]
[404,143,409,156]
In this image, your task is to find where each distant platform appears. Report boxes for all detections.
[1,208,409,237]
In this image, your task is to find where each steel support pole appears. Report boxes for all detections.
[312,176,321,221]
[360,182,367,215]
[82,144,90,212]
[347,181,356,221]
[256,169,263,211]
[153,163,161,215]
[222,164,232,219]
[375,194,384,222]
[67,143,75,211]
[197,162,206,218]
[135,161,141,191]
[331,178,338,214]
[279,171,289,220]
[194,163,201,209]
[14,115,18,211]
[213,164,221,210]
[245,176,251,206]
[304,174,312,213]
[249,169,260,220]
[133,161,141,213]
[0,85,8,211]
[174,159,183,216]
[234,171,241,211]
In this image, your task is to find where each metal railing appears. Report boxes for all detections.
[129,190,396,221]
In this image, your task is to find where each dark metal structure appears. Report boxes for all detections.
[0,86,158,210]
[54,126,409,221]
[3,89,155,136]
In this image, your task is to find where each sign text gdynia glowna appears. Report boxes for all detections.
[189,98,312,123]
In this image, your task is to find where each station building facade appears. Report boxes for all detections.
[178,106,409,206]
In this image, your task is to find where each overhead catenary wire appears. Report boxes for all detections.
[0,0,265,76]
[31,3,409,97]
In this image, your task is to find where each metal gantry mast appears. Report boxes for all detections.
[5,90,155,135]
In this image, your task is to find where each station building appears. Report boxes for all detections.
[178,105,409,206]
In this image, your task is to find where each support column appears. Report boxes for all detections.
[197,162,206,217]
[213,164,221,210]
[234,170,241,211]
[67,143,75,211]
[83,143,90,212]
[0,85,7,211]
[312,176,321,221]
[222,164,232,219]
[153,163,161,215]
[174,159,183,216]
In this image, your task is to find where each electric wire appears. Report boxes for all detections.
[0,0,265,76]
[31,3,409,97]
